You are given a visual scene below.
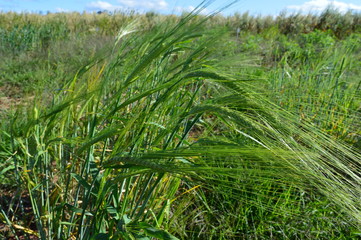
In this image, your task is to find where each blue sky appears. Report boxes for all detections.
[0,0,361,16]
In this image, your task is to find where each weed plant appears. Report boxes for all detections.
[0,4,361,239]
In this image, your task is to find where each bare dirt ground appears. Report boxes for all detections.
[0,96,22,111]
[0,87,34,113]
[0,188,39,239]
[0,86,21,111]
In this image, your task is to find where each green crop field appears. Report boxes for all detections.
[1,2,361,239]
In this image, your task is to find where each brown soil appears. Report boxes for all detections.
[0,96,22,111]
[0,188,39,239]
[0,87,35,115]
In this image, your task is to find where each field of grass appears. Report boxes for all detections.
[1,3,361,239]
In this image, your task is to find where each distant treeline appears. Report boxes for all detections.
[227,9,361,37]
[0,8,360,53]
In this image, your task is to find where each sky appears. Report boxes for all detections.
[0,0,361,16]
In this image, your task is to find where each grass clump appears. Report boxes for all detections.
[1,4,361,239]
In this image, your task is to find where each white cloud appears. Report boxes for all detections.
[287,0,361,13]
[174,5,209,15]
[86,1,123,11]
[117,0,168,10]
[174,6,194,13]
[55,7,70,12]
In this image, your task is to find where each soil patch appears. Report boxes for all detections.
[0,87,34,113]
[0,188,39,239]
